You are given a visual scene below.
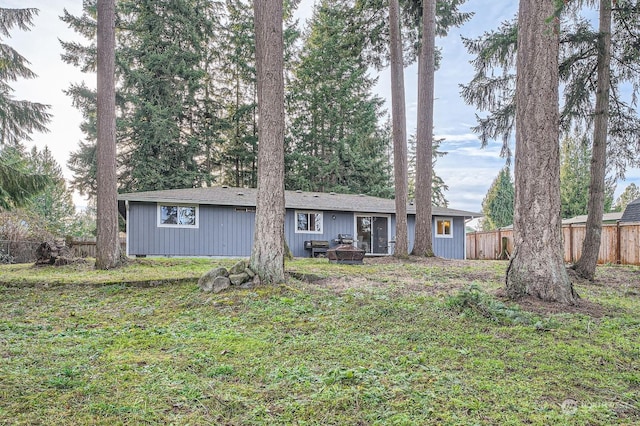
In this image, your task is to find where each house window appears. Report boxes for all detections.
[296,211,322,233]
[158,204,198,228]
[435,218,453,238]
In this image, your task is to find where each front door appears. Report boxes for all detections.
[356,215,389,255]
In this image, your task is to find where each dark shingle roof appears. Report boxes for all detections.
[118,186,480,218]
[621,198,640,223]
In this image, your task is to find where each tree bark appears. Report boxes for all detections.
[506,0,576,304]
[250,0,286,284]
[389,0,409,257]
[95,0,121,270]
[573,0,612,281]
[411,0,435,257]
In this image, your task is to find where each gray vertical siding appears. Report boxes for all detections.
[406,215,466,259]
[285,210,355,257]
[127,202,255,257]
[127,202,467,259]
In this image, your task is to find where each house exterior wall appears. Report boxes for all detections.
[127,202,255,257]
[126,201,467,259]
[406,215,466,259]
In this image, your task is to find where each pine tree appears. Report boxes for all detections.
[27,147,76,236]
[505,0,576,304]
[613,183,640,212]
[286,0,392,197]
[251,0,286,284]
[0,7,51,145]
[0,7,50,209]
[559,135,615,219]
[481,166,513,230]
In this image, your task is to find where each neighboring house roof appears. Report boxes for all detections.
[563,212,624,225]
[118,186,481,218]
[621,198,640,223]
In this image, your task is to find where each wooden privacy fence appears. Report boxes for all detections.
[69,237,127,258]
[466,222,640,266]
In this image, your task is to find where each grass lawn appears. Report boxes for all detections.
[0,257,638,425]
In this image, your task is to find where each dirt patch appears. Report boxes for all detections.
[494,289,610,318]
[297,256,638,318]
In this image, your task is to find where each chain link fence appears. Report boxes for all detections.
[0,240,42,264]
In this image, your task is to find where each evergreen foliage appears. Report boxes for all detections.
[0,7,51,210]
[613,182,640,212]
[27,146,76,236]
[460,3,640,172]
[0,7,51,146]
[286,0,393,197]
[481,166,513,230]
[559,134,614,219]
[407,135,448,206]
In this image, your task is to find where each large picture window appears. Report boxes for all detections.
[158,204,198,228]
[435,217,452,238]
[296,211,322,233]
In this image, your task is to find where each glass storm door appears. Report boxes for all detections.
[356,216,389,254]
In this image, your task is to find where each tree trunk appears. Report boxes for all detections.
[573,0,612,281]
[506,0,576,304]
[250,0,286,284]
[389,0,409,257]
[95,0,121,270]
[411,0,435,257]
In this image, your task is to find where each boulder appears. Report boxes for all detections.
[229,260,248,275]
[229,273,250,286]
[199,267,229,292]
[244,267,255,278]
[212,276,231,293]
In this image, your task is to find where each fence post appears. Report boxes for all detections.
[568,224,573,263]
[474,231,478,260]
[616,221,621,264]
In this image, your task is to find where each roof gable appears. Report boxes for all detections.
[118,186,480,218]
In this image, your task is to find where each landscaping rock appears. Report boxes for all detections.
[244,267,255,278]
[212,276,231,293]
[229,260,248,275]
[198,267,229,292]
[229,273,250,286]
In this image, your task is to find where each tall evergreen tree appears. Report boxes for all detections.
[286,0,392,197]
[251,0,286,284]
[389,0,409,257]
[95,0,121,269]
[506,0,576,304]
[481,166,513,231]
[61,0,226,196]
[559,134,614,219]
[411,0,436,257]
[0,7,51,145]
[0,7,50,209]
[27,146,76,236]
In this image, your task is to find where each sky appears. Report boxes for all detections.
[6,0,640,214]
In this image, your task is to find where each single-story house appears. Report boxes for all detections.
[118,187,480,259]
[621,198,640,223]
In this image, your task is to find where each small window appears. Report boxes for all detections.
[296,211,323,234]
[435,218,452,238]
[235,207,256,213]
[158,204,198,228]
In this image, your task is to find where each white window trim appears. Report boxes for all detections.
[435,217,453,239]
[157,203,199,228]
[295,210,323,234]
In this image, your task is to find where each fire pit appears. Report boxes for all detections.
[327,234,365,264]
